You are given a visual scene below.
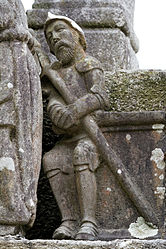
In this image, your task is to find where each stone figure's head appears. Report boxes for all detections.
[44,13,87,65]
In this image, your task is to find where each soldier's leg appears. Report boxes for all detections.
[43,142,78,239]
[73,138,99,240]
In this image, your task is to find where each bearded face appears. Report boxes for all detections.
[46,20,79,66]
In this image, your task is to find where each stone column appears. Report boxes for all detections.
[0,0,42,236]
[27,0,139,71]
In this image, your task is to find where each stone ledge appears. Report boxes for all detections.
[105,69,166,111]
[0,239,166,249]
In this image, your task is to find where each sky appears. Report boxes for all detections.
[22,0,166,70]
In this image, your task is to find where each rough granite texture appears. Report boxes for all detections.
[0,239,166,249]
[2,0,166,246]
[33,28,139,71]
[27,69,166,240]
[105,70,166,111]
[27,0,139,71]
[0,0,42,232]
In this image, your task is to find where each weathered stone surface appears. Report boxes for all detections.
[95,112,166,239]
[93,70,166,239]
[29,0,137,47]
[26,69,166,240]
[0,239,166,249]
[0,0,42,234]
[26,3,166,241]
[85,29,138,71]
[105,70,166,111]
[27,0,139,71]
[36,14,113,241]
[33,28,138,72]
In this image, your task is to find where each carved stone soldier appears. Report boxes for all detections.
[0,0,42,236]
[38,13,109,240]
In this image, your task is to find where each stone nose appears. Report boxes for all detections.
[52,32,60,43]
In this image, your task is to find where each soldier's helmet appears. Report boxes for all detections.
[44,12,87,51]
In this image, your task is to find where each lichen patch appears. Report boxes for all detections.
[154,187,165,200]
[159,174,164,180]
[150,148,165,169]
[117,169,122,174]
[26,198,35,209]
[152,124,165,131]
[19,148,24,153]
[126,134,131,141]
[118,240,133,248]
[0,157,15,171]
[7,82,13,89]
[128,217,158,239]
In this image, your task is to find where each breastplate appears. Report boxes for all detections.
[57,65,88,99]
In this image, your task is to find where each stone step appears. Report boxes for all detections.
[0,239,166,249]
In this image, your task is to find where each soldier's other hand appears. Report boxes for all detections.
[28,28,41,54]
[54,106,79,130]
[35,49,51,77]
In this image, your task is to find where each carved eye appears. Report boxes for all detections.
[46,32,52,39]
[56,27,65,32]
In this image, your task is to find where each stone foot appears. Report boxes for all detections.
[75,222,98,241]
[52,221,76,240]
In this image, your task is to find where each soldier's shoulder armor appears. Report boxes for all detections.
[75,55,103,73]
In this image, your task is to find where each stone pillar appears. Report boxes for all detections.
[27,0,139,71]
[0,0,42,236]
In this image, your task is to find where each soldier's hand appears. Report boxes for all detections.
[28,29,41,54]
[35,49,51,77]
[53,106,79,130]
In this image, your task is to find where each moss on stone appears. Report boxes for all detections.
[105,70,166,111]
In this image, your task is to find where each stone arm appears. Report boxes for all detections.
[35,49,71,131]
[68,69,109,121]
[46,86,72,134]
[37,50,109,130]
[45,68,109,130]
[42,81,77,133]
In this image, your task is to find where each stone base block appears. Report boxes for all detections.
[0,239,166,249]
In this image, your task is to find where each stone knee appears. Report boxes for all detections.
[43,143,74,178]
[43,151,60,178]
[73,138,99,172]
[73,139,98,226]
[43,143,78,223]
